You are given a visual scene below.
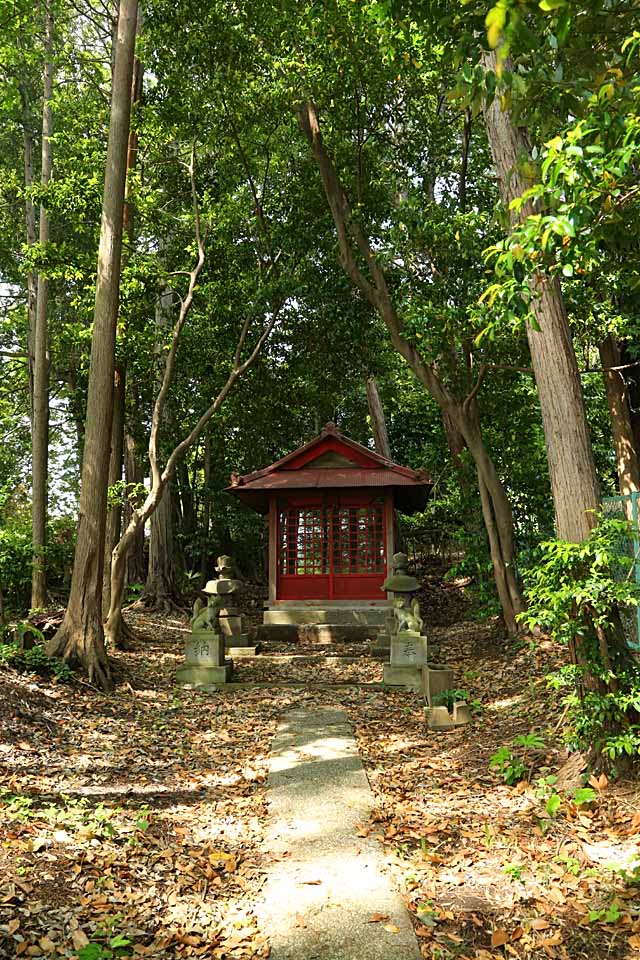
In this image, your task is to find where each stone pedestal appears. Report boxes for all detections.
[382,663,424,691]
[383,630,427,690]
[176,630,233,687]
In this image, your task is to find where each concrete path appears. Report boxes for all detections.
[257,708,421,960]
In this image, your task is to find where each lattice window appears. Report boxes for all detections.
[279,507,328,575]
[332,503,384,574]
[278,500,384,576]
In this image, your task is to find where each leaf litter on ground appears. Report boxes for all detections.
[0,601,639,960]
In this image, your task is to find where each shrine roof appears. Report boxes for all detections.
[226,422,431,514]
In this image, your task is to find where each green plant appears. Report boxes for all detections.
[76,934,131,960]
[588,900,622,924]
[0,635,74,682]
[432,687,483,714]
[489,746,527,785]
[522,517,640,764]
[502,861,524,880]
[489,732,546,784]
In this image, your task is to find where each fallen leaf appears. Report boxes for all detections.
[72,930,90,949]
[491,929,509,947]
[384,924,400,934]
[368,913,390,923]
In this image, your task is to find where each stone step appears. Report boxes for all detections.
[264,604,387,626]
[257,623,376,644]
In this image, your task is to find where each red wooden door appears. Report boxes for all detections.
[277,493,387,601]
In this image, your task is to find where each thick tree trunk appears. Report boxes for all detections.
[366,376,392,459]
[482,51,600,543]
[298,101,524,631]
[599,335,640,497]
[103,363,126,615]
[482,52,635,719]
[31,4,54,610]
[47,0,139,688]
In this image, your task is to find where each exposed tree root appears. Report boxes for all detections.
[46,611,112,692]
[131,590,185,617]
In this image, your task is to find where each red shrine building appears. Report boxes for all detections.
[228,423,431,616]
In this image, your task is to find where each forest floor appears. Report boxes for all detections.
[1,600,639,960]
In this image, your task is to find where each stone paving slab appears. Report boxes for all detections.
[257,707,420,960]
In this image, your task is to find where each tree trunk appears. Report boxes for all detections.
[103,363,126,615]
[298,101,525,631]
[124,431,146,583]
[482,50,600,543]
[482,52,636,720]
[31,4,54,611]
[599,335,640,498]
[47,0,139,689]
[20,87,37,417]
[142,482,179,610]
[137,286,180,611]
[103,23,143,608]
[177,457,196,538]
[366,376,392,459]
[200,427,212,580]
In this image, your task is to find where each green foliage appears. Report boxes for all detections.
[522,516,640,762]
[0,516,75,615]
[432,687,483,714]
[489,731,546,783]
[0,633,74,681]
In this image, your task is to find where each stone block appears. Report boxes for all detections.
[263,605,387,626]
[226,645,258,658]
[176,661,233,687]
[370,632,391,659]
[224,632,252,648]
[256,624,300,644]
[390,631,427,666]
[452,701,471,725]
[185,631,225,667]
[220,615,243,638]
[425,705,454,729]
[383,663,423,691]
[425,700,471,730]
[422,664,455,706]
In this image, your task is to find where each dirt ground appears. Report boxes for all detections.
[1,608,639,960]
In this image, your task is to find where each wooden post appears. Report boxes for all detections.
[385,492,394,597]
[268,497,277,605]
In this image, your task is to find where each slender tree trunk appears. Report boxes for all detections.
[177,458,196,538]
[200,427,212,580]
[138,287,179,611]
[103,363,125,615]
[482,50,600,544]
[47,0,139,688]
[142,483,178,610]
[298,101,524,631]
[366,376,392,459]
[103,27,143,606]
[20,87,37,415]
[599,335,640,498]
[124,431,145,583]
[31,4,54,610]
